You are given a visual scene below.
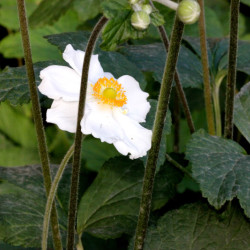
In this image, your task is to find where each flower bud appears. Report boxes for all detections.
[141,4,152,14]
[131,11,151,30]
[129,0,140,4]
[177,0,200,25]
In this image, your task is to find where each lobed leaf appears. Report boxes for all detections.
[143,202,250,249]
[186,130,250,218]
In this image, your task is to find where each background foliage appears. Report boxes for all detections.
[0,0,250,249]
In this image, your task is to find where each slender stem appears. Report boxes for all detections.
[198,0,215,135]
[157,23,195,134]
[212,71,227,137]
[134,16,184,250]
[16,1,62,249]
[173,89,180,152]
[67,16,108,250]
[42,144,75,250]
[165,154,192,178]
[153,0,178,10]
[224,0,240,139]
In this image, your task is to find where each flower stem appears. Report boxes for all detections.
[165,154,192,178]
[16,1,62,249]
[224,0,240,139]
[42,144,75,250]
[133,16,184,250]
[197,0,215,135]
[157,23,195,134]
[66,16,108,250]
[173,90,180,152]
[153,0,178,10]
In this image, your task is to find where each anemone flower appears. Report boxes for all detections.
[38,44,152,159]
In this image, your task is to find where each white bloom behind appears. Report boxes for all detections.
[38,44,152,159]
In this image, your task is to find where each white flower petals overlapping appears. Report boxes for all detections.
[38,44,152,159]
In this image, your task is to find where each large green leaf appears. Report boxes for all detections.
[186,130,250,218]
[0,0,39,30]
[77,156,144,238]
[0,165,71,247]
[29,0,73,27]
[0,61,60,105]
[143,202,250,249]
[73,0,102,23]
[45,31,147,89]
[121,43,203,88]
[0,10,78,62]
[234,82,250,144]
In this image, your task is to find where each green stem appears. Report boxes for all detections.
[67,16,108,250]
[212,71,227,137]
[42,144,75,250]
[16,1,62,249]
[133,16,184,250]
[198,0,215,135]
[165,154,192,178]
[157,24,195,134]
[224,0,240,139]
[173,89,180,153]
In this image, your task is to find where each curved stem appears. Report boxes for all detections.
[153,0,178,10]
[156,20,195,134]
[198,0,215,135]
[133,16,184,250]
[224,0,240,139]
[66,16,108,250]
[42,144,75,250]
[16,1,62,249]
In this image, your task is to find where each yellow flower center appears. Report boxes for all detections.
[92,77,127,107]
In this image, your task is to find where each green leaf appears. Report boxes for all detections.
[186,130,250,218]
[241,0,250,6]
[77,156,144,238]
[29,0,73,27]
[0,165,70,247]
[0,10,79,62]
[234,82,250,144]
[101,10,146,51]
[143,202,250,249]
[0,0,39,30]
[121,43,203,88]
[73,0,102,23]
[0,61,60,105]
[82,136,120,172]
[101,0,130,18]
[45,31,147,89]
[150,11,165,27]
[152,160,183,210]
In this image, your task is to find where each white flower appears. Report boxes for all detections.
[38,44,152,159]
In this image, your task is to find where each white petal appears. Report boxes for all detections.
[63,44,104,83]
[81,104,124,143]
[113,109,152,159]
[118,75,150,122]
[47,99,78,133]
[39,65,80,101]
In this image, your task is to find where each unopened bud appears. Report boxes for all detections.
[131,11,151,30]
[129,0,140,4]
[142,4,152,14]
[177,0,200,25]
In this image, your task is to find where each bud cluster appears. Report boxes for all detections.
[130,0,152,30]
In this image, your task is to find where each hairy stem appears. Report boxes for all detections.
[165,154,192,178]
[67,16,108,250]
[153,0,178,10]
[157,24,195,134]
[133,16,184,250]
[198,0,215,135]
[16,1,62,249]
[173,90,180,152]
[42,144,75,250]
[224,0,240,139]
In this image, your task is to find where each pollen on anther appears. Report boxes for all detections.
[92,77,127,107]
